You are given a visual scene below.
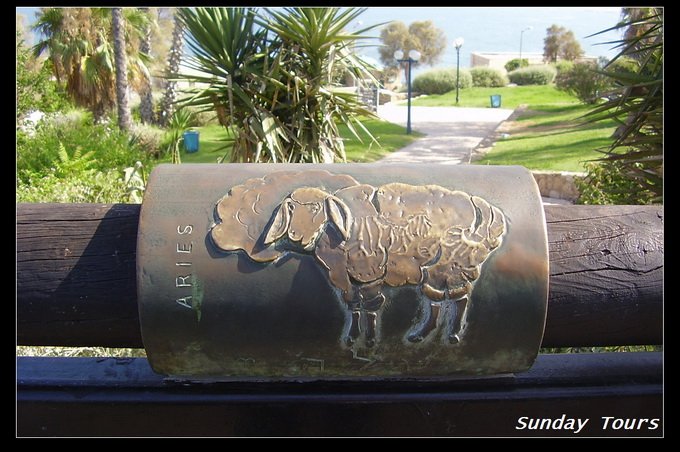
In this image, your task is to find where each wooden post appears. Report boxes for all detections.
[16,203,663,348]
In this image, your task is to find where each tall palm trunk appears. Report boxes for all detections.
[112,7,131,131]
[139,7,155,124]
[159,10,184,127]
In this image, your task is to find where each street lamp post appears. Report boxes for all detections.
[453,37,464,105]
[519,26,532,66]
[394,49,421,134]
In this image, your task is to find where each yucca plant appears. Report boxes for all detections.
[584,8,663,204]
[175,7,380,163]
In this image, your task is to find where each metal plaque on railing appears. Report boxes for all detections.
[137,164,548,379]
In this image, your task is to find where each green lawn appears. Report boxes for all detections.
[164,125,234,164]
[164,119,421,164]
[476,103,617,171]
[343,119,423,162]
[410,85,578,109]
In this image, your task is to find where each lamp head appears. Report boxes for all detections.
[408,49,421,61]
[454,37,464,49]
[394,50,404,60]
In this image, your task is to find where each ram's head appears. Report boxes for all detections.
[264,187,353,251]
[210,171,360,263]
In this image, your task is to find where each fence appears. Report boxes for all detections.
[16,203,663,436]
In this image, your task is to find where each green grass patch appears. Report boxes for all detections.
[476,103,617,171]
[342,119,422,162]
[163,119,420,164]
[410,85,578,109]
[164,125,234,164]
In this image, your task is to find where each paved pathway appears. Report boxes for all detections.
[377,104,513,165]
[376,103,569,205]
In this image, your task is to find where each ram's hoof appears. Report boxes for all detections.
[363,294,385,311]
[407,334,424,343]
[448,333,461,344]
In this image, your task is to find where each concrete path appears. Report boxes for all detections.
[377,104,513,165]
[376,103,569,205]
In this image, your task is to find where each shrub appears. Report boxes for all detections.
[129,123,167,158]
[16,35,71,122]
[577,161,656,205]
[470,67,508,87]
[507,66,556,85]
[553,60,574,75]
[412,68,472,95]
[555,61,610,104]
[606,56,638,77]
[187,106,217,127]
[504,58,528,73]
[16,112,150,184]
[16,168,128,203]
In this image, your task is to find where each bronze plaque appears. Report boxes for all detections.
[137,164,548,379]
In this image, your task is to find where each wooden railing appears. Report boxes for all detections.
[16,203,663,437]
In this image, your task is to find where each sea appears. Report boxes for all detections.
[353,7,625,75]
[17,6,626,75]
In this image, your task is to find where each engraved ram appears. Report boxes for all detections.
[210,171,506,347]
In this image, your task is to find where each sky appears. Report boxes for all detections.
[17,6,626,73]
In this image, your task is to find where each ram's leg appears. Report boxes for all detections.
[446,282,472,344]
[345,309,361,346]
[316,237,361,346]
[407,302,441,343]
[364,312,378,347]
[359,281,385,348]
[407,284,444,343]
[448,296,469,344]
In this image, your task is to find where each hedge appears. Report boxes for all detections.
[508,66,556,85]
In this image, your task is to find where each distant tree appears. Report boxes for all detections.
[32,7,150,123]
[555,58,610,104]
[16,13,41,73]
[159,9,184,127]
[621,7,655,42]
[543,24,583,63]
[148,8,175,89]
[138,7,155,124]
[112,8,131,131]
[618,8,657,65]
[16,13,31,46]
[379,20,446,81]
[504,58,528,72]
[16,32,70,121]
[581,7,662,204]
[559,30,584,61]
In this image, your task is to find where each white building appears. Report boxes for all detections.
[470,52,598,72]
[470,52,545,72]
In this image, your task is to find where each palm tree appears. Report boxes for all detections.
[31,8,66,84]
[585,7,663,203]
[32,7,150,123]
[112,8,131,131]
[138,7,155,124]
[159,9,184,127]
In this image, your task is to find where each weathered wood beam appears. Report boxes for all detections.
[16,203,663,348]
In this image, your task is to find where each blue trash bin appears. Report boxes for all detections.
[183,130,199,153]
[490,94,502,108]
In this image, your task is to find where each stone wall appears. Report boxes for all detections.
[531,171,585,202]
